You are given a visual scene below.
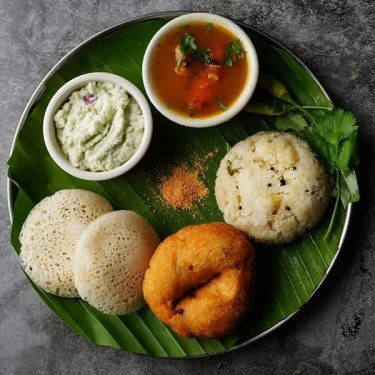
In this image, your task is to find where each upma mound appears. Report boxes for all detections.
[215,131,331,245]
[73,210,160,315]
[19,189,114,297]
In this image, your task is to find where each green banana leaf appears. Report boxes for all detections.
[8,17,350,357]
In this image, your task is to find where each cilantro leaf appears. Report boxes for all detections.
[224,39,245,67]
[340,170,360,208]
[275,113,308,131]
[180,33,197,55]
[215,96,228,111]
[312,109,357,145]
[187,105,195,117]
[308,109,358,173]
[304,127,335,173]
[336,131,358,171]
[205,23,212,32]
[196,48,211,65]
[224,53,233,67]
[228,39,242,55]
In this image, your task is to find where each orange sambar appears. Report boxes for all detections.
[150,22,248,119]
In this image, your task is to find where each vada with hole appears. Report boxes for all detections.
[142,222,255,338]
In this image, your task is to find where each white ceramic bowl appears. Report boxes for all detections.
[142,13,259,128]
[43,72,153,181]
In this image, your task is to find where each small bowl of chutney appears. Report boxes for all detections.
[142,13,259,128]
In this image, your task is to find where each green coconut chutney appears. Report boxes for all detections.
[54,81,144,172]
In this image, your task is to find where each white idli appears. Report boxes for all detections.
[73,210,160,315]
[19,189,114,297]
[215,131,331,245]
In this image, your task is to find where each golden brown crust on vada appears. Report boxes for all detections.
[142,222,255,338]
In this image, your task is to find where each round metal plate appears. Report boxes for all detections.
[7,12,353,357]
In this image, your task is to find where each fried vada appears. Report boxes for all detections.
[142,222,255,338]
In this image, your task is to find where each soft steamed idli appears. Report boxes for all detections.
[19,189,114,297]
[73,210,160,315]
[215,131,331,245]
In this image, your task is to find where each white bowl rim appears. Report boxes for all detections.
[142,12,259,128]
[43,72,153,181]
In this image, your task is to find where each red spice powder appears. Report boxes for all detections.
[157,164,208,210]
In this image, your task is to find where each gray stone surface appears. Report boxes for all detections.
[1,0,374,374]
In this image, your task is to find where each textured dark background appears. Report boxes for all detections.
[1,1,374,374]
